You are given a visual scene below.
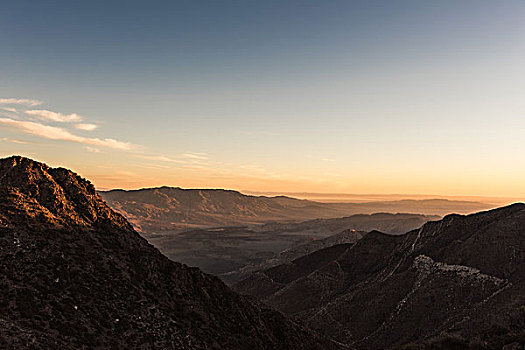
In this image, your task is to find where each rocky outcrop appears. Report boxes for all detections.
[0,156,131,230]
[0,156,338,349]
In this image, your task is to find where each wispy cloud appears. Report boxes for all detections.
[181,164,212,171]
[1,107,17,113]
[1,137,29,144]
[182,152,208,160]
[0,118,133,150]
[26,109,82,122]
[136,163,171,169]
[141,152,209,164]
[142,155,188,163]
[85,146,101,153]
[75,123,98,131]
[0,98,42,106]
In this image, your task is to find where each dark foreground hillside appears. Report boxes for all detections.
[236,204,525,349]
[0,156,337,349]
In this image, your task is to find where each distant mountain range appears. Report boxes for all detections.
[235,204,525,349]
[0,156,335,349]
[100,186,494,232]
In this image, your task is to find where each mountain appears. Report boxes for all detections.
[218,213,437,284]
[141,213,437,284]
[235,204,525,349]
[256,212,440,236]
[100,187,492,232]
[221,229,365,288]
[100,187,346,231]
[327,198,497,217]
[276,228,365,263]
[0,156,337,349]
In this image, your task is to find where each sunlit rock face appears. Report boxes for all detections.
[0,155,131,229]
[0,156,337,350]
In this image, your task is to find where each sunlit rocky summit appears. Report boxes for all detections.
[0,156,335,349]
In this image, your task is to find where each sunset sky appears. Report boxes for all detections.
[1,1,525,197]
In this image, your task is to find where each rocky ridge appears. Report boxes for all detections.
[235,204,525,349]
[0,156,338,349]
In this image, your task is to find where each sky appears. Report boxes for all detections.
[1,0,525,197]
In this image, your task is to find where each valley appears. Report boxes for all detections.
[101,186,497,284]
[142,213,438,284]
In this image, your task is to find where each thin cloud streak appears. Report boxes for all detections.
[141,155,188,164]
[182,152,208,160]
[85,146,101,153]
[141,153,210,164]
[2,137,29,144]
[0,118,133,150]
[26,109,82,122]
[0,98,42,106]
[136,163,172,170]
[75,123,98,131]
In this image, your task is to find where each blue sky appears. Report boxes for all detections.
[1,1,525,196]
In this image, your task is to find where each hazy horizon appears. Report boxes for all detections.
[94,180,524,206]
[2,1,525,197]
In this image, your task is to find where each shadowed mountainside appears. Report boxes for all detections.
[0,156,338,349]
[235,204,525,349]
[141,213,437,284]
[100,187,492,232]
[255,212,440,236]
[217,213,438,284]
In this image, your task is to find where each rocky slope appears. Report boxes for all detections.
[142,213,436,284]
[235,204,525,349]
[100,187,490,232]
[218,229,366,285]
[0,156,338,349]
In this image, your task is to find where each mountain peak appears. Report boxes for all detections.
[0,156,131,230]
[1,155,335,348]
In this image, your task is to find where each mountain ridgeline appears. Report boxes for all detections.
[0,156,336,349]
[100,187,493,232]
[235,204,525,349]
[2,155,524,349]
